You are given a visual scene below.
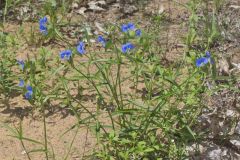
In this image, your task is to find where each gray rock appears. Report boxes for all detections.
[226,109,235,117]
[229,5,240,9]
[205,147,230,160]
[123,5,138,15]
[235,121,240,135]
[206,148,222,160]
[76,7,87,16]
[232,152,240,159]
[88,1,106,11]
[230,139,240,149]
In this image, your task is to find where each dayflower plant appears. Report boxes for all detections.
[97,35,106,47]
[196,51,213,67]
[25,85,33,100]
[18,79,33,100]
[121,22,135,32]
[135,29,142,37]
[127,23,135,30]
[39,16,48,35]
[122,42,134,53]
[18,79,24,87]
[121,24,129,32]
[77,41,85,54]
[59,50,72,60]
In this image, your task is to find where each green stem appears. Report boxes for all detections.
[20,136,32,160]
[89,58,121,110]
[114,45,126,127]
[72,96,108,134]
[42,106,49,160]
[64,125,80,160]
[141,93,171,135]
[71,63,103,98]
[70,62,115,133]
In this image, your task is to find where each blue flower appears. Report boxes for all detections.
[39,16,47,25]
[122,42,134,53]
[196,57,209,67]
[25,85,33,100]
[135,29,142,37]
[196,51,213,67]
[121,22,135,32]
[39,16,48,35]
[127,23,135,30]
[97,35,106,47]
[17,60,25,70]
[77,42,85,55]
[26,85,33,93]
[18,79,24,87]
[59,50,72,60]
[206,51,211,58]
[25,92,32,100]
[121,24,129,32]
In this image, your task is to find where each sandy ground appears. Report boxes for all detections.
[0,95,96,160]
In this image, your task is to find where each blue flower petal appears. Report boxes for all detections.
[122,42,134,53]
[60,50,72,60]
[97,35,106,47]
[39,16,48,35]
[135,29,142,37]
[97,35,105,43]
[121,23,136,33]
[25,91,32,100]
[39,16,47,24]
[26,85,33,93]
[206,51,211,58]
[24,85,33,100]
[18,79,24,87]
[60,52,66,60]
[77,42,85,55]
[39,25,48,35]
[65,53,71,60]
[196,57,209,67]
[127,23,135,30]
[121,24,129,32]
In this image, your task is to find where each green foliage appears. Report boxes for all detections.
[185,0,222,49]
[0,32,18,96]
[0,0,228,159]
